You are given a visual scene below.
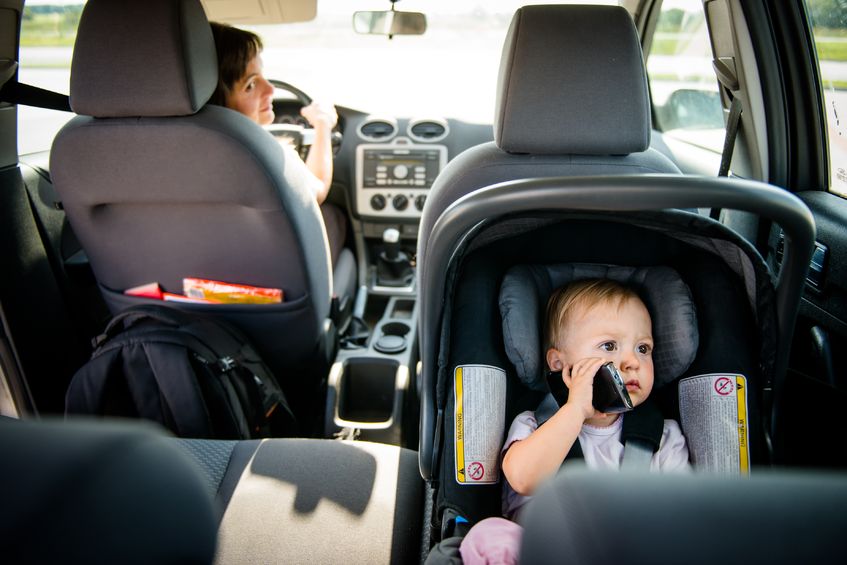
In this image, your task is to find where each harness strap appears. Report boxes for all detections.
[621,439,655,469]
[536,393,664,467]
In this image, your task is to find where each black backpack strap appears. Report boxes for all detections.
[99,304,192,344]
[122,343,215,438]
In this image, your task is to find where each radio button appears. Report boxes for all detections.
[393,164,409,179]
[371,194,386,211]
[393,194,409,211]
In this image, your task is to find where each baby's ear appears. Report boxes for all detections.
[546,348,565,372]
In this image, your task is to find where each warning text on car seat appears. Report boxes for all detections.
[454,365,506,485]
[679,374,750,474]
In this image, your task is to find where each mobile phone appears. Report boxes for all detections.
[592,362,634,413]
[545,362,634,414]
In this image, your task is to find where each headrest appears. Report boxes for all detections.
[500,264,698,391]
[70,0,218,117]
[494,5,651,155]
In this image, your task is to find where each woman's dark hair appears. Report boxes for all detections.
[208,22,263,106]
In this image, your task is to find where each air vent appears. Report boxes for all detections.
[408,118,449,142]
[358,118,398,141]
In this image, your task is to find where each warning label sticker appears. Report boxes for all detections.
[454,365,507,485]
[679,374,750,474]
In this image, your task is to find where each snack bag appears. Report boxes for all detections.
[183,278,283,304]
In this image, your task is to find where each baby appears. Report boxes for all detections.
[460,279,690,564]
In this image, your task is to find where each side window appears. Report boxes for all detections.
[647,0,725,152]
[17,2,85,155]
[806,0,847,197]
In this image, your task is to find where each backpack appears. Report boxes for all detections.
[65,304,297,439]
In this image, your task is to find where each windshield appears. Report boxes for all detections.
[249,0,619,122]
[17,0,623,154]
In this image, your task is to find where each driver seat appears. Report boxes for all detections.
[49,0,346,428]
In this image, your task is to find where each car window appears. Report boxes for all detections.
[16,0,624,156]
[806,0,847,197]
[17,1,83,155]
[647,0,725,153]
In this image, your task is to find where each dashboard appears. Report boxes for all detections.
[355,142,447,219]
[271,94,496,228]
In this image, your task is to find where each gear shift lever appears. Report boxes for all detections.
[383,228,400,261]
[377,228,414,287]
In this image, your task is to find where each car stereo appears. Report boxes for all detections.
[356,143,448,219]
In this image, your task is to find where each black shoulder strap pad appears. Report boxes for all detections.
[621,397,664,453]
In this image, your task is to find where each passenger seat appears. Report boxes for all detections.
[0,417,425,564]
[419,4,681,262]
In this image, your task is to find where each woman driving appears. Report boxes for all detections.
[208,22,347,265]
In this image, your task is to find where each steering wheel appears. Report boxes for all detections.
[269,79,312,106]
[266,79,341,157]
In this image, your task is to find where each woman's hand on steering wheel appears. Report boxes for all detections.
[300,101,338,130]
[266,79,342,157]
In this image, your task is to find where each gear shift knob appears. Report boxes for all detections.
[383,228,400,261]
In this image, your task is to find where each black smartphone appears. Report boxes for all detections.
[546,362,634,414]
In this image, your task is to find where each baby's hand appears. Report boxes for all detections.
[300,101,338,130]
[565,357,606,420]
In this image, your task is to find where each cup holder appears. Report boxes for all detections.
[374,322,410,354]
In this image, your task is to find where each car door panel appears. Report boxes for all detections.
[782,190,847,468]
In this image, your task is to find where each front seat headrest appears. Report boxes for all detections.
[70,0,217,117]
[494,4,651,155]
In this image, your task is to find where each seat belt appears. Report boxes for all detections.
[718,96,743,178]
[0,80,72,112]
[710,57,743,220]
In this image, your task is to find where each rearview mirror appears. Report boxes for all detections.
[352,10,426,36]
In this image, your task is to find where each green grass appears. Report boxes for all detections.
[20,10,80,47]
[814,27,847,38]
[653,31,847,62]
[815,39,847,61]
[649,38,680,56]
[20,35,76,47]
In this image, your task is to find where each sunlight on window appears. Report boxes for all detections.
[647,0,724,153]
[17,0,82,154]
[16,0,623,154]
[806,0,847,197]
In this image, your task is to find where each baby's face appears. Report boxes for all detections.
[557,297,655,407]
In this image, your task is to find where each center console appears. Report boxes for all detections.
[325,138,446,446]
[325,294,418,445]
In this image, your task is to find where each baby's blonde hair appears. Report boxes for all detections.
[545,279,643,350]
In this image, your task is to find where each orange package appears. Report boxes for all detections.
[183,278,283,304]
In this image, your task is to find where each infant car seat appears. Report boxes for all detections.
[416,176,815,559]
